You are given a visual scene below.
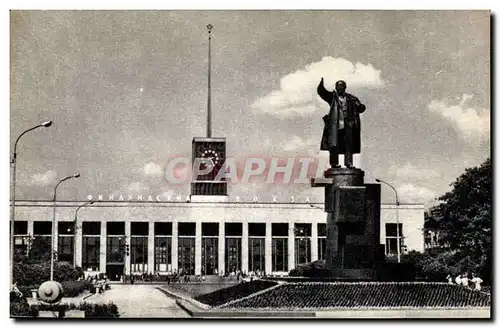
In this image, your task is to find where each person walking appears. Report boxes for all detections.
[455,274,462,285]
[471,273,484,291]
[461,273,469,288]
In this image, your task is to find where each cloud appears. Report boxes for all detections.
[143,162,163,177]
[282,136,317,151]
[397,183,437,204]
[30,170,57,186]
[251,56,384,117]
[388,163,441,180]
[427,94,490,141]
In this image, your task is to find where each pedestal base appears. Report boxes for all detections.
[311,167,382,281]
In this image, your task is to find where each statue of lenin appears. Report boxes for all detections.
[317,78,366,168]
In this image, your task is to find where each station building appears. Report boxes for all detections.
[12,138,425,280]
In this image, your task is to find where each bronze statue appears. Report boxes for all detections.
[317,78,366,168]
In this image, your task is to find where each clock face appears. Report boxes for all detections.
[193,141,225,181]
[201,149,221,166]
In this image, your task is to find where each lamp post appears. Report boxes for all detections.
[10,121,52,289]
[51,173,80,281]
[376,178,401,263]
[73,201,94,268]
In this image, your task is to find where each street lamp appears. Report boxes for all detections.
[10,121,52,289]
[73,201,94,268]
[51,173,80,281]
[376,178,401,263]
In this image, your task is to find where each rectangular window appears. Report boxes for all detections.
[178,223,196,236]
[83,222,100,235]
[178,237,195,275]
[385,223,403,255]
[34,221,52,235]
[155,237,172,272]
[202,223,219,236]
[249,237,265,273]
[249,223,266,237]
[202,237,218,275]
[272,223,288,236]
[225,223,242,236]
[155,222,172,236]
[318,237,327,260]
[107,222,125,235]
[57,236,74,264]
[82,236,100,271]
[272,238,288,272]
[14,236,30,258]
[58,222,75,235]
[295,237,311,265]
[318,223,326,237]
[107,236,125,263]
[14,221,28,235]
[131,222,148,236]
[225,237,241,273]
[131,236,148,273]
[385,223,403,237]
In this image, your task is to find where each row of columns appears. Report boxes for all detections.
[67,221,321,275]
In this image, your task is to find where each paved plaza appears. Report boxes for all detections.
[87,284,190,318]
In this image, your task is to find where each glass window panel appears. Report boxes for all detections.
[131,236,148,273]
[202,237,218,275]
[272,238,288,272]
[155,237,172,272]
[249,237,265,273]
[14,221,28,235]
[225,237,241,273]
[82,236,100,271]
[178,237,195,275]
[57,236,74,263]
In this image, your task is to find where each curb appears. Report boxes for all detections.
[175,300,316,318]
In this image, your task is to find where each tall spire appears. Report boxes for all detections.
[206,24,213,138]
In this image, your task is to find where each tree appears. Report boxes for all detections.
[428,158,492,283]
[27,236,53,264]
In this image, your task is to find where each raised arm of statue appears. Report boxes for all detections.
[317,78,334,104]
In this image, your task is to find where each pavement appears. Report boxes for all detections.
[86,284,191,318]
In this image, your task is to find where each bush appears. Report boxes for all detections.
[289,260,330,277]
[13,262,84,287]
[29,302,120,318]
[10,292,32,317]
[398,250,463,281]
[61,281,87,297]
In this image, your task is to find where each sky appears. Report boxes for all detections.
[9,10,490,207]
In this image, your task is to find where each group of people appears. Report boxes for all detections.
[447,273,483,291]
[85,274,109,293]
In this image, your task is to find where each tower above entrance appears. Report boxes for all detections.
[189,25,228,203]
[190,137,228,202]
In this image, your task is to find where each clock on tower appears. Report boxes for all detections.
[191,137,227,197]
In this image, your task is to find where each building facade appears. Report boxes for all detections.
[13,200,424,279]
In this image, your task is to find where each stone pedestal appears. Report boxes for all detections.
[311,167,382,279]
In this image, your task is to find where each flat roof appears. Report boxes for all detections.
[12,199,425,209]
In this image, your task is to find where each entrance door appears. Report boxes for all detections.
[106,264,124,281]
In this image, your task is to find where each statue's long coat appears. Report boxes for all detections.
[317,83,366,154]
